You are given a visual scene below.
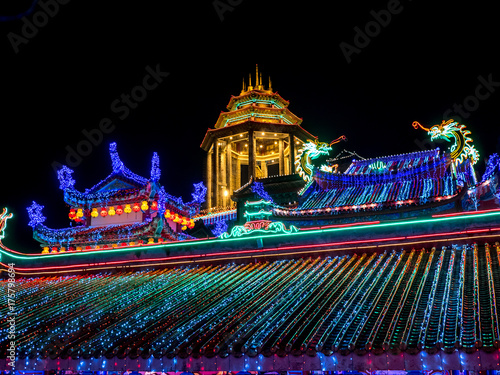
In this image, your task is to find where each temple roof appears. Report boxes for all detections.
[214,104,303,129]
[273,148,461,218]
[201,66,311,150]
[32,215,181,246]
[200,121,315,151]
[12,243,500,359]
[225,90,291,112]
[345,148,442,175]
[61,143,152,206]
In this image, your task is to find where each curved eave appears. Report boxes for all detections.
[30,215,183,246]
[226,90,290,111]
[214,106,303,129]
[33,218,151,244]
[200,122,316,151]
[275,189,465,220]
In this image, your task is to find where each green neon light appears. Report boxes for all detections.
[235,98,284,109]
[223,112,293,127]
[244,199,272,207]
[2,210,500,261]
[369,161,387,171]
[243,210,272,218]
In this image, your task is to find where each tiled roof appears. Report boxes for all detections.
[344,149,441,175]
[7,243,500,360]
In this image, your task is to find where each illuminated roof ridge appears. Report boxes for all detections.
[350,148,441,165]
[345,148,444,174]
[85,142,149,194]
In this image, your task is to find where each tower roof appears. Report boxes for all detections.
[201,66,312,150]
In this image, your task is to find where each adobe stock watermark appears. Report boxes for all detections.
[442,74,500,123]
[6,0,70,54]
[213,0,243,22]
[6,263,16,371]
[340,0,409,64]
[414,73,500,151]
[51,64,169,173]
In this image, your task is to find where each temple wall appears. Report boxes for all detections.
[3,350,500,371]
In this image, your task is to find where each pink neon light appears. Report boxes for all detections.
[5,253,204,271]
[406,231,461,239]
[4,220,500,274]
[320,220,381,229]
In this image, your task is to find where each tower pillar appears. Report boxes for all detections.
[289,133,296,174]
[248,130,255,181]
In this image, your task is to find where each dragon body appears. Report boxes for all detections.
[295,135,346,184]
[413,119,479,165]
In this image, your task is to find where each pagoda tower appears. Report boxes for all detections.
[200,65,315,209]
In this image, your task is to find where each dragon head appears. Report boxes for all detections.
[413,119,460,142]
[413,119,479,165]
[302,139,333,160]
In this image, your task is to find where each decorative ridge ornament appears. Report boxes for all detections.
[191,182,207,205]
[57,165,75,191]
[295,135,347,193]
[150,152,161,182]
[109,142,125,173]
[27,201,46,229]
[413,119,479,165]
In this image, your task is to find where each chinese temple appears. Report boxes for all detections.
[2,67,500,374]
[26,142,204,253]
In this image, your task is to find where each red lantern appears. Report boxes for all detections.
[133,203,141,212]
[116,205,123,215]
[151,201,158,210]
[100,207,108,217]
[69,208,76,220]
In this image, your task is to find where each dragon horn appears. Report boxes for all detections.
[412,121,430,131]
[330,135,347,145]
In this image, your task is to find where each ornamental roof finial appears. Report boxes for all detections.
[241,77,246,94]
[256,64,259,88]
[110,142,124,173]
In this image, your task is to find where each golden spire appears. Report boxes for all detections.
[268,76,272,92]
[248,73,253,90]
[241,77,246,94]
[256,64,259,88]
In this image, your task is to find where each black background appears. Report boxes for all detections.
[1,0,499,251]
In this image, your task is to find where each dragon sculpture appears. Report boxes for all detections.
[0,207,13,241]
[412,119,480,165]
[295,135,347,186]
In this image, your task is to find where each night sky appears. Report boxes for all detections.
[1,0,499,252]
